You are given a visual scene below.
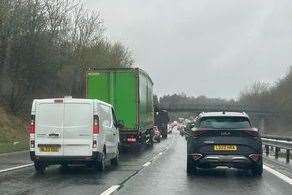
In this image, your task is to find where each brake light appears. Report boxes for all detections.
[192,130,206,138]
[27,118,35,134]
[127,137,137,143]
[93,115,100,134]
[244,130,259,137]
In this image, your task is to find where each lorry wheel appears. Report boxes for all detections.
[96,152,106,171]
[148,136,154,147]
[111,149,119,166]
[34,161,46,174]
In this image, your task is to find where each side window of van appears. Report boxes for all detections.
[101,105,113,128]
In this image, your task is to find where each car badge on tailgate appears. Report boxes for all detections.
[221,131,231,136]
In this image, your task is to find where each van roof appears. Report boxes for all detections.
[31,98,112,114]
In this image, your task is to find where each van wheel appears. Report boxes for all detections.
[111,149,119,166]
[96,152,106,171]
[34,161,46,174]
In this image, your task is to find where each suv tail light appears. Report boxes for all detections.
[93,115,100,134]
[244,129,259,137]
[192,130,206,138]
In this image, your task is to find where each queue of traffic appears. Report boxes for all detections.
[27,68,263,177]
[28,68,171,173]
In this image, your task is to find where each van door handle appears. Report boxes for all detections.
[113,133,116,135]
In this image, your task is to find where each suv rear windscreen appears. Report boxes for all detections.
[199,117,251,129]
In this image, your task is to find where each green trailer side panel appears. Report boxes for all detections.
[87,72,110,103]
[114,71,137,129]
[87,70,138,130]
[139,71,154,130]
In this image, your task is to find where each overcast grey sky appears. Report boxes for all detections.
[85,0,292,99]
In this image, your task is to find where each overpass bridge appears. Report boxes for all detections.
[158,104,279,115]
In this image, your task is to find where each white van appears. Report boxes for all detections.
[28,97,120,173]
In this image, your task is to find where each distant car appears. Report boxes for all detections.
[28,97,120,174]
[152,126,161,143]
[186,112,263,176]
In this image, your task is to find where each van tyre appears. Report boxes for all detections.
[96,152,106,171]
[111,149,119,166]
[34,161,46,174]
[186,155,197,175]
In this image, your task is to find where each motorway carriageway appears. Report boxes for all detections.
[0,132,292,195]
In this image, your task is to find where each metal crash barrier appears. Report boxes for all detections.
[262,135,292,163]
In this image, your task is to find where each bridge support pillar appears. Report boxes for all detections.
[265,145,269,156]
[286,149,290,163]
[275,147,280,159]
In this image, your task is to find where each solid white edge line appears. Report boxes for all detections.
[264,164,292,185]
[142,162,151,167]
[0,163,34,174]
[100,185,120,195]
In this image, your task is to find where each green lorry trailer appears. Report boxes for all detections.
[86,68,154,147]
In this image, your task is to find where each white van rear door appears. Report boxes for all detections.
[63,101,93,156]
[35,101,64,156]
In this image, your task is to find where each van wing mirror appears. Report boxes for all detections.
[116,120,124,128]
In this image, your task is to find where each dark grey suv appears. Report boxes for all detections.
[186,112,263,176]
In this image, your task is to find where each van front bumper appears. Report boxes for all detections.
[30,151,101,165]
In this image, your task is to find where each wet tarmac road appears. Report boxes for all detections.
[1,132,292,195]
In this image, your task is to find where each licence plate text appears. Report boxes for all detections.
[214,145,237,151]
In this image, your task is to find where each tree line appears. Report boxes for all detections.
[239,67,292,134]
[0,0,133,114]
[158,67,292,135]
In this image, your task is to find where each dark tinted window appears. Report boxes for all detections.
[199,117,251,129]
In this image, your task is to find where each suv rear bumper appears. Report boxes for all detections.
[193,154,260,169]
[30,151,101,165]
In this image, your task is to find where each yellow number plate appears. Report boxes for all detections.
[40,146,60,152]
[214,145,237,151]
